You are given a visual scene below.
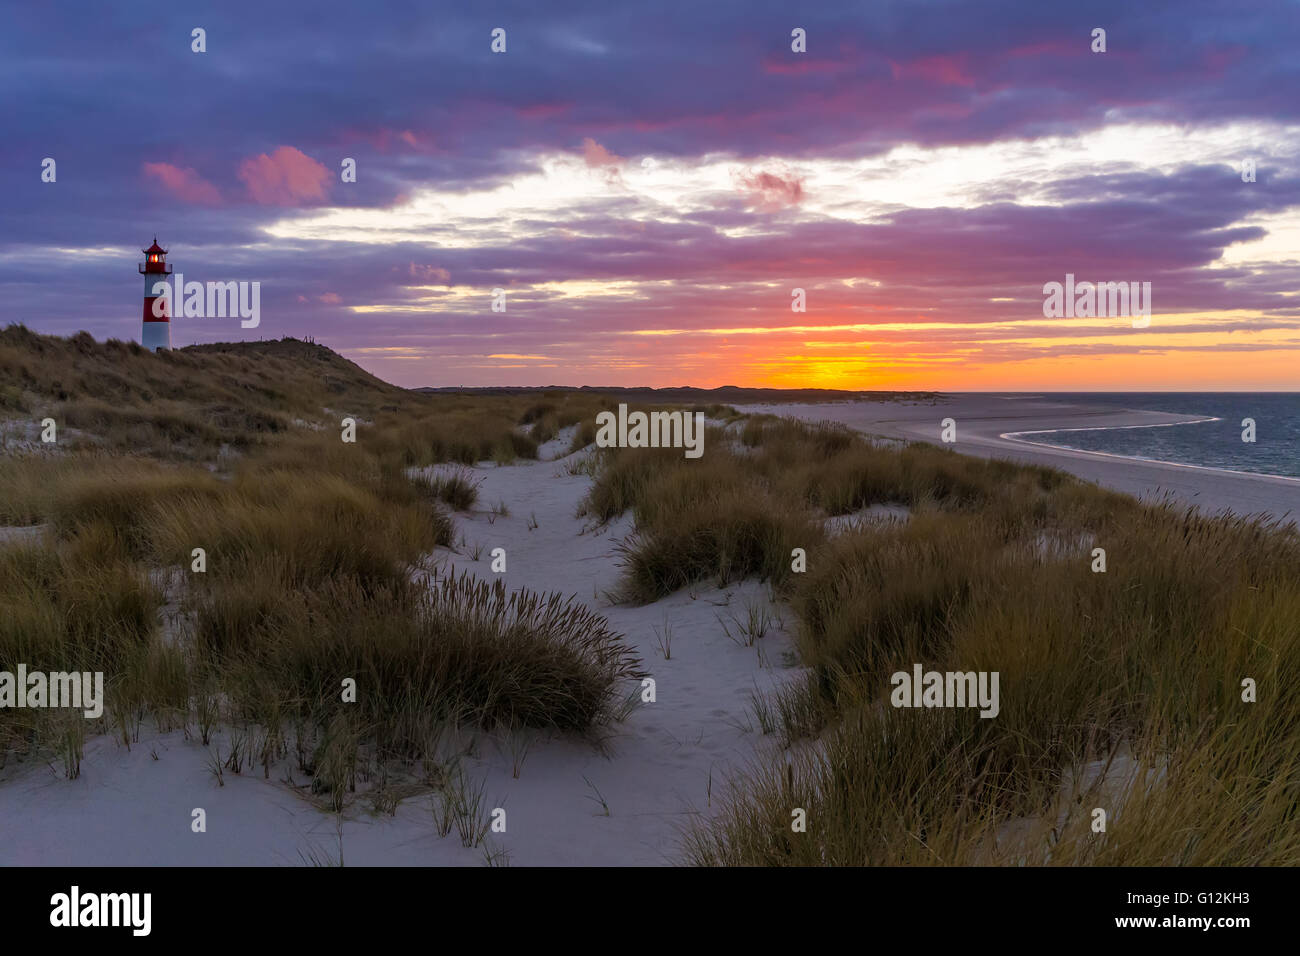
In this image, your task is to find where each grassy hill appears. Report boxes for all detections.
[0,325,419,458]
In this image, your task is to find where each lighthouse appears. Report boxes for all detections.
[138,238,172,351]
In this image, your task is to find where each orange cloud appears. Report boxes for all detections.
[237,146,330,205]
[142,162,222,205]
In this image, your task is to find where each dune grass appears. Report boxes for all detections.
[0,535,163,768]
[203,572,641,739]
[0,338,647,795]
[579,415,1300,866]
[412,466,482,511]
[0,428,638,790]
[8,327,1293,864]
[516,393,620,451]
[580,435,822,603]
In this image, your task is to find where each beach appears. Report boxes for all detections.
[750,395,1300,527]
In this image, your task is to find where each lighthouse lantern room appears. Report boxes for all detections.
[138,237,172,351]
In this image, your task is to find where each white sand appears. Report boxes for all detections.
[749,395,1299,526]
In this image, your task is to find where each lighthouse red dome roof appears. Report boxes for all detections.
[142,237,167,254]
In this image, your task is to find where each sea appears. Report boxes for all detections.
[1009,393,1300,479]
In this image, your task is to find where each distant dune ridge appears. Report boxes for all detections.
[416,382,939,404]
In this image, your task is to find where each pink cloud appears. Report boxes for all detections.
[582,137,624,169]
[142,162,222,205]
[735,165,806,211]
[763,39,866,75]
[519,101,572,119]
[407,263,451,283]
[319,292,342,304]
[237,146,330,205]
[890,54,975,87]
[339,127,439,154]
[397,129,441,153]
[763,57,846,75]
[581,137,626,185]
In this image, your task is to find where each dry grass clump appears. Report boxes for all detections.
[158,472,449,589]
[748,418,1069,517]
[371,404,538,466]
[581,435,823,603]
[203,573,642,748]
[559,396,731,457]
[679,419,1300,865]
[411,465,482,510]
[47,466,228,558]
[613,479,818,604]
[0,454,152,526]
[585,416,1065,602]
[0,536,162,766]
[56,398,289,457]
[182,568,640,810]
[517,394,617,449]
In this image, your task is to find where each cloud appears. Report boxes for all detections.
[735,165,806,210]
[8,0,1300,389]
[407,263,451,283]
[581,137,625,185]
[890,54,976,88]
[237,146,331,205]
[141,163,222,205]
[395,129,440,153]
[582,137,622,168]
[519,101,572,120]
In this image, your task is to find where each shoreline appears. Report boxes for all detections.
[748,395,1300,526]
[1000,425,1300,486]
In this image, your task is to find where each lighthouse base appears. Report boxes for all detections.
[142,322,171,352]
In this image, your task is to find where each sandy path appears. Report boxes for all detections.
[0,439,799,866]
[749,396,1299,526]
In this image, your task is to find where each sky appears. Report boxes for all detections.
[3,0,1299,390]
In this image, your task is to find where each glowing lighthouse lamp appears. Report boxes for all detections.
[139,238,172,351]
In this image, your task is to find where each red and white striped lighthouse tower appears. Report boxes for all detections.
[138,237,172,351]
